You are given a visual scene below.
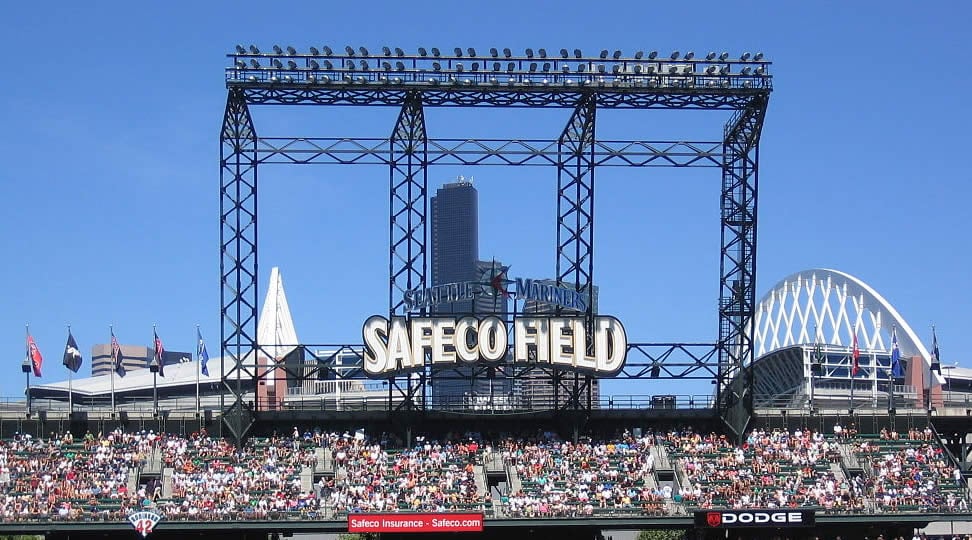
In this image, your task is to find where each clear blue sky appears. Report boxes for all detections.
[1,1,969,400]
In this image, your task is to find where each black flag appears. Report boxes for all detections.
[63,332,83,373]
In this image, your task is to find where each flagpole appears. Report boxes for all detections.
[151,324,159,416]
[195,324,201,417]
[110,324,115,414]
[24,323,31,417]
[68,324,74,414]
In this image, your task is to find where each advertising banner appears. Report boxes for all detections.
[348,513,485,533]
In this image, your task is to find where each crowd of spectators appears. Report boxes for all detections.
[671,428,865,512]
[853,429,968,512]
[499,431,666,517]
[0,425,967,522]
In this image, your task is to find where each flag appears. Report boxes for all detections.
[63,332,83,373]
[153,330,165,377]
[812,341,823,375]
[851,333,860,377]
[931,328,941,375]
[197,328,210,377]
[26,335,43,377]
[890,327,904,379]
[111,332,125,377]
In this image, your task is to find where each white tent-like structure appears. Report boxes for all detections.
[255,267,299,409]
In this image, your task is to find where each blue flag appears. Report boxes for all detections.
[891,327,904,378]
[931,328,941,374]
[197,328,210,376]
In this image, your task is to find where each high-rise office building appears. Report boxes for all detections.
[519,280,600,408]
[429,178,513,407]
[430,178,478,314]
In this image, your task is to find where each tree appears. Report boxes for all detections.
[637,529,687,540]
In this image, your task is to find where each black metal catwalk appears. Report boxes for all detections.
[219,47,772,441]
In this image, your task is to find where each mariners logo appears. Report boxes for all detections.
[706,512,722,527]
[128,511,162,538]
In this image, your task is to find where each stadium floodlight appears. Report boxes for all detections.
[648,50,658,59]
[345,46,355,56]
[560,48,569,58]
[418,47,428,56]
[270,75,279,83]
[489,76,498,84]
[249,45,260,54]
[379,46,389,56]
[526,48,534,58]
[273,45,283,54]
[613,50,621,60]
[741,67,752,75]
[395,61,405,71]
[492,62,500,71]
[539,48,547,58]
[741,52,751,61]
[489,47,498,58]
[529,62,537,72]
[645,65,655,74]
[633,64,642,74]
[573,48,582,58]
[309,46,320,56]
[322,45,333,56]
[456,63,464,72]
[503,48,511,58]
[720,66,729,75]
[382,61,391,70]
[287,46,296,55]
[755,66,765,75]
[467,47,476,57]
[309,60,320,70]
[743,80,752,88]
[668,66,678,74]
[542,62,550,72]
[454,47,463,57]
[507,61,515,72]
[235,44,246,54]
[471,62,479,72]
[392,76,401,84]
[670,50,679,60]
[612,64,621,74]
[597,64,606,73]
[705,66,717,75]
[249,59,261,68]
[359,47,370,56]
[320,75,330,83]
[395,47,404,57]
[599,50,608,59]
[284,75,294,83]
[432,62,441,71]
[685,51,695,60]
[634,51,644,59]
[577,64,586,73]
[682,65,692,74]
[432,47,441,57]
[322,60,333,70]
[464,78,472,85]
[287,60,298,70]
[272,59,283,69]
[719,51,729,61]
[307,74,316,82]
[706,52,716,60]
[754,52,764,61]
[562,64,570,73]
[360,60,370,70]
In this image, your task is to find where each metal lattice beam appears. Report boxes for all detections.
[219,88,259,442]
[718,95,767,438]
[254,138,722,167]
[388,91,428,411]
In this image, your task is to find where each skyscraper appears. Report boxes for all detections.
[430,178,478,314]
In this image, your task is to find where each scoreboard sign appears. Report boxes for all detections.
[694,510,815,528]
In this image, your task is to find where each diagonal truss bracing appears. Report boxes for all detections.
[220,88,259,442]
[254,138,722,167]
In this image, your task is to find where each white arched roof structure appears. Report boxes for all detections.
[754,268,943,384]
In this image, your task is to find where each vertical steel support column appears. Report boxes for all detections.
[220,88,258,443]
[389,91,428,411]
[718,95,767,440]
[556,94,597,412]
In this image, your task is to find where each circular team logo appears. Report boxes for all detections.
[128,511,162,538]
[706,512,722,527]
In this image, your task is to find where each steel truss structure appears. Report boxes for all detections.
[220,45,772,441]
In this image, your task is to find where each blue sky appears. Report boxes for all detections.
[1,1,969,400]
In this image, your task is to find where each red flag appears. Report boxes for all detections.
[27,335,43,377]
[851,333,860,377]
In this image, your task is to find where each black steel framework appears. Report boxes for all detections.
[219,46,772,441]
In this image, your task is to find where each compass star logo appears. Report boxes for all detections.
[478,260,513,298]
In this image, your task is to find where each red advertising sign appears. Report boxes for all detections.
[348,513,485,533]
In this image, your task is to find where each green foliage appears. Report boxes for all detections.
[636,529,686,540]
